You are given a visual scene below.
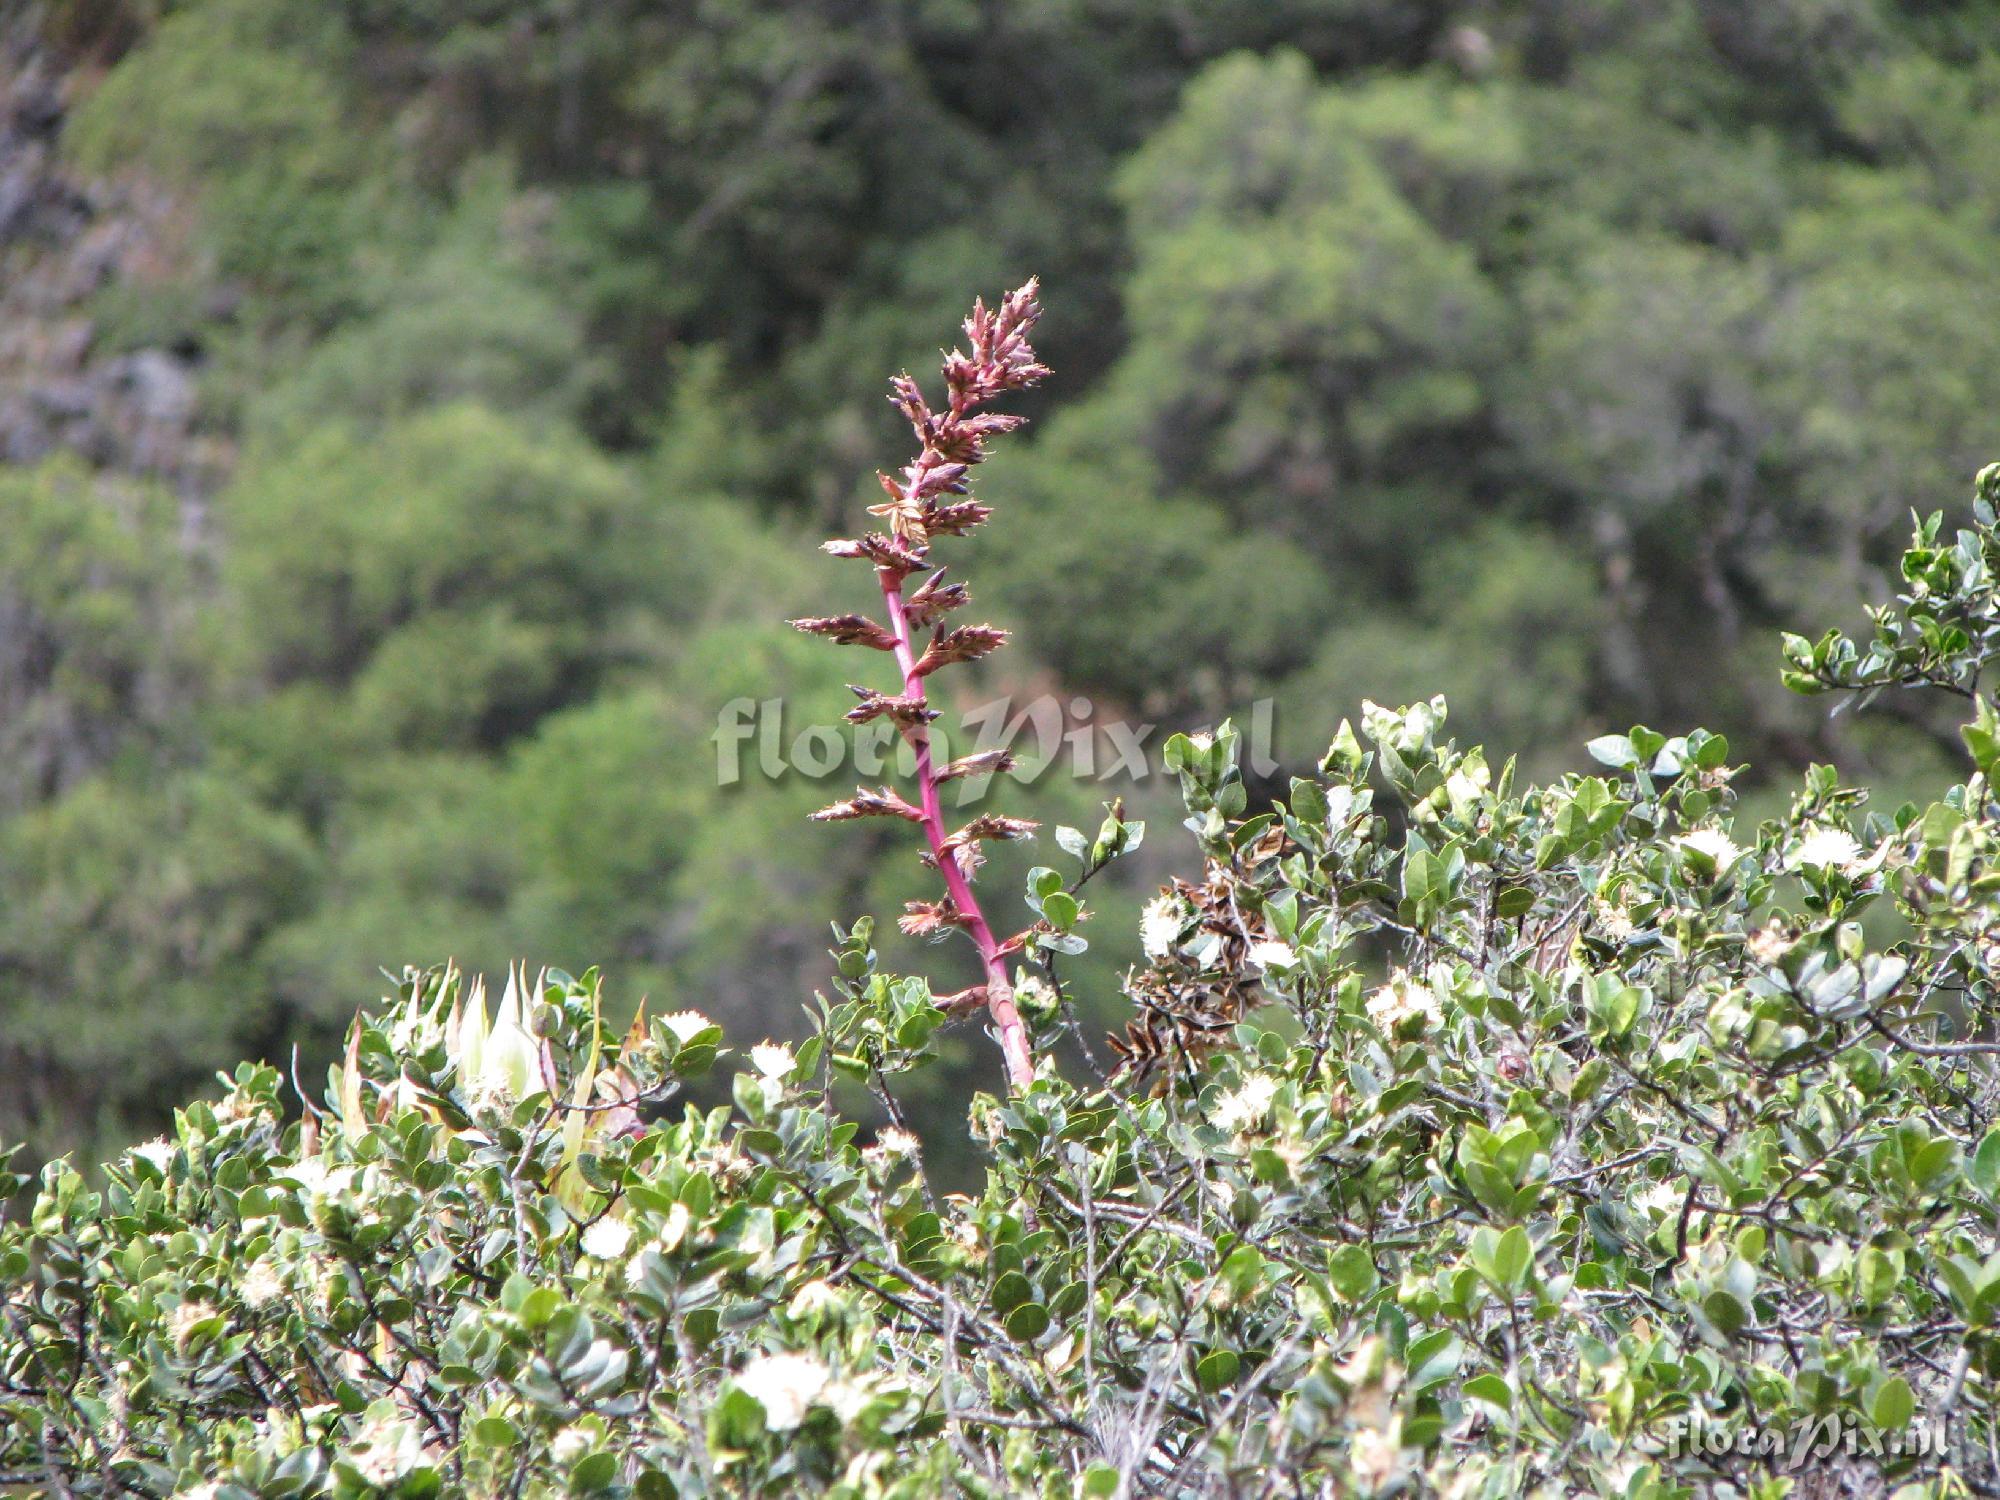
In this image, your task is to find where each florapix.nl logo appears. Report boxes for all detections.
[713,693,1280,801]
[1656,1409,1953,1470]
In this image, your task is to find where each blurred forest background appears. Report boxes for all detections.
[3,0,1998,1161]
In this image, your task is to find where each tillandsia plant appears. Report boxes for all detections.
[791,282,1050,1094]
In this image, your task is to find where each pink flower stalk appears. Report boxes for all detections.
[794,281,1049,1092]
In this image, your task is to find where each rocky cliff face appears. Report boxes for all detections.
[0,17,224,815]
[0,17,226,514]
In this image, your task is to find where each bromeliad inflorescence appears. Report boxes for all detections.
[792,283,1049,1092]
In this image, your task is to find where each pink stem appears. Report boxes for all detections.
[878,568,1035,1092]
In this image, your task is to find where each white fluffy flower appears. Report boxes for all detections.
[348,1410,426,1486]
[580,1217,633,1262]
[750,1042,794,1079]
[354,1449,400,1486]
[874,1127,920,1160]
[167,1300,217,1352]
[1349,1424,1407,1491]
[1636,1180,1682,1217]
[131,1138,176,1173]
[1677,828,1742,870]
[1790,826,1862,872]
[284,1156,357,1207]
[735,1351,830,1432]
[239,1257,286,1310]
[661,1010,715,1045]
[1140,894,1183,960]
[1748,923,1791,965]
[550,1426,592,1465]
[1249,940,1296,972]
[290,1164,355,1209]
[624,1247,658,1289]
[1365,973,1441,1034]
[283,1157,329,1194]
[1209,1074,1280,1133]
[820,1378,873,1424]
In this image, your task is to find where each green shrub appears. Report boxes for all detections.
[6,299,2000,1498]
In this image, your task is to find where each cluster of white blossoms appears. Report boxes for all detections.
[862,1127,921,1173]
[1593,895,1635,943]
[660,1010,716,1046]
[1348,1422,1411,1494]
[238,1256,287,1310]
[1364,971,1442,1035]
[579,1215,633,1262]
[733,1351,831,1431]
[1140,892,1185,960]
[1676,827,1743,872]
[1249,939,1296,973]
[1788,825,1864,873]
[1634,1179,1685,1218]
[623,1200,693,1289]
[1209,1073,1280,1133]
[344,1406,438,1487]
[166,1300,217,1353]
[131,1138,176,1174]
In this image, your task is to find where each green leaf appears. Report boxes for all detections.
[1972,1128,2000,1197]
[990,1270,1034,1315]
[1701,1290,1748,1337]
[1586,735,1639,769]
[1220,1245,1266,1301]
[1004,1302,1050,1341]
[570,1451,618,1492]
[1194,1348,1240,1393]
[1328,1245,1379,1300]
[1870,1375,1914,1432]
[1492,1226,1533,1291]
[1855,1248,1899,1309]
[1289,777,1330,825]
[1406,1330,1463,1393]
[1079,1464,1121,1499]
[1964,696,2000,777]
[1403,848,1453,921]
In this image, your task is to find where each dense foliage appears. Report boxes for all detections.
[8,0,2000,1156]
[10,438,2000,1492]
